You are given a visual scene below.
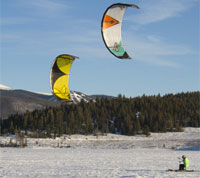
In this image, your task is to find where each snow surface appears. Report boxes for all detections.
[70,91,87,102]
[0,84,13,90]
[34,91,52,96]
[0,128,199,178]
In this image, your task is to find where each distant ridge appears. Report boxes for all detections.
[0,84,113,119]
[0,89,59,120]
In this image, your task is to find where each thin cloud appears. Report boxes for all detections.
[0,34,20,40]
[27,0,70,12]
[0,17,37,25]
[124,33,194,67]
[126,0,198,25]
[1,0,72,23]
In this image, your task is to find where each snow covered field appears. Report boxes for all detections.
[0,128,199,177]
[1,147,199,178]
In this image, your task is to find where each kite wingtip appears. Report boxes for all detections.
[131,4,140,9]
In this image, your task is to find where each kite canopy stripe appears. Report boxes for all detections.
[50,54,79,101]
[101,3,139,59]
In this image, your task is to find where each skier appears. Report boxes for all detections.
[168,155,192,172]
[179,155,189,170]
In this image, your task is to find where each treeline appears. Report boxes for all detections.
[1,92,199,137]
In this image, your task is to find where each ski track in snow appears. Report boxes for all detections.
[0,128,199,178]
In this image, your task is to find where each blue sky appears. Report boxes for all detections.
[1,0,199,97]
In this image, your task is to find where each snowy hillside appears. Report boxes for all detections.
[0,84,13,90]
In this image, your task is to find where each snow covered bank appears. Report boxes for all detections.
[1,127,199,149]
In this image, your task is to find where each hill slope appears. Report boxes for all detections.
[0,84,98,119]
[0,89,60,119]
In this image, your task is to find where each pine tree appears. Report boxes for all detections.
[83,108,92,135]
[9,121,15,134]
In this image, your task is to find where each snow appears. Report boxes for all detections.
[34,91,52,96]
[0,128,199,177]
[0,84,13,90]
[1,148,199,178]
[70,91,93,103]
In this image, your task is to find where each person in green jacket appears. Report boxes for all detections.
[183,155,189,169]
[179,155,189,170]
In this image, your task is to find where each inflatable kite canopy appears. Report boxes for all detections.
[50,54,79,101]
[101,3,139,59]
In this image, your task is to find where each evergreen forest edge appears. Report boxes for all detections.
[1,91,199,138]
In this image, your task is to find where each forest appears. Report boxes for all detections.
[1,91,199,137]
